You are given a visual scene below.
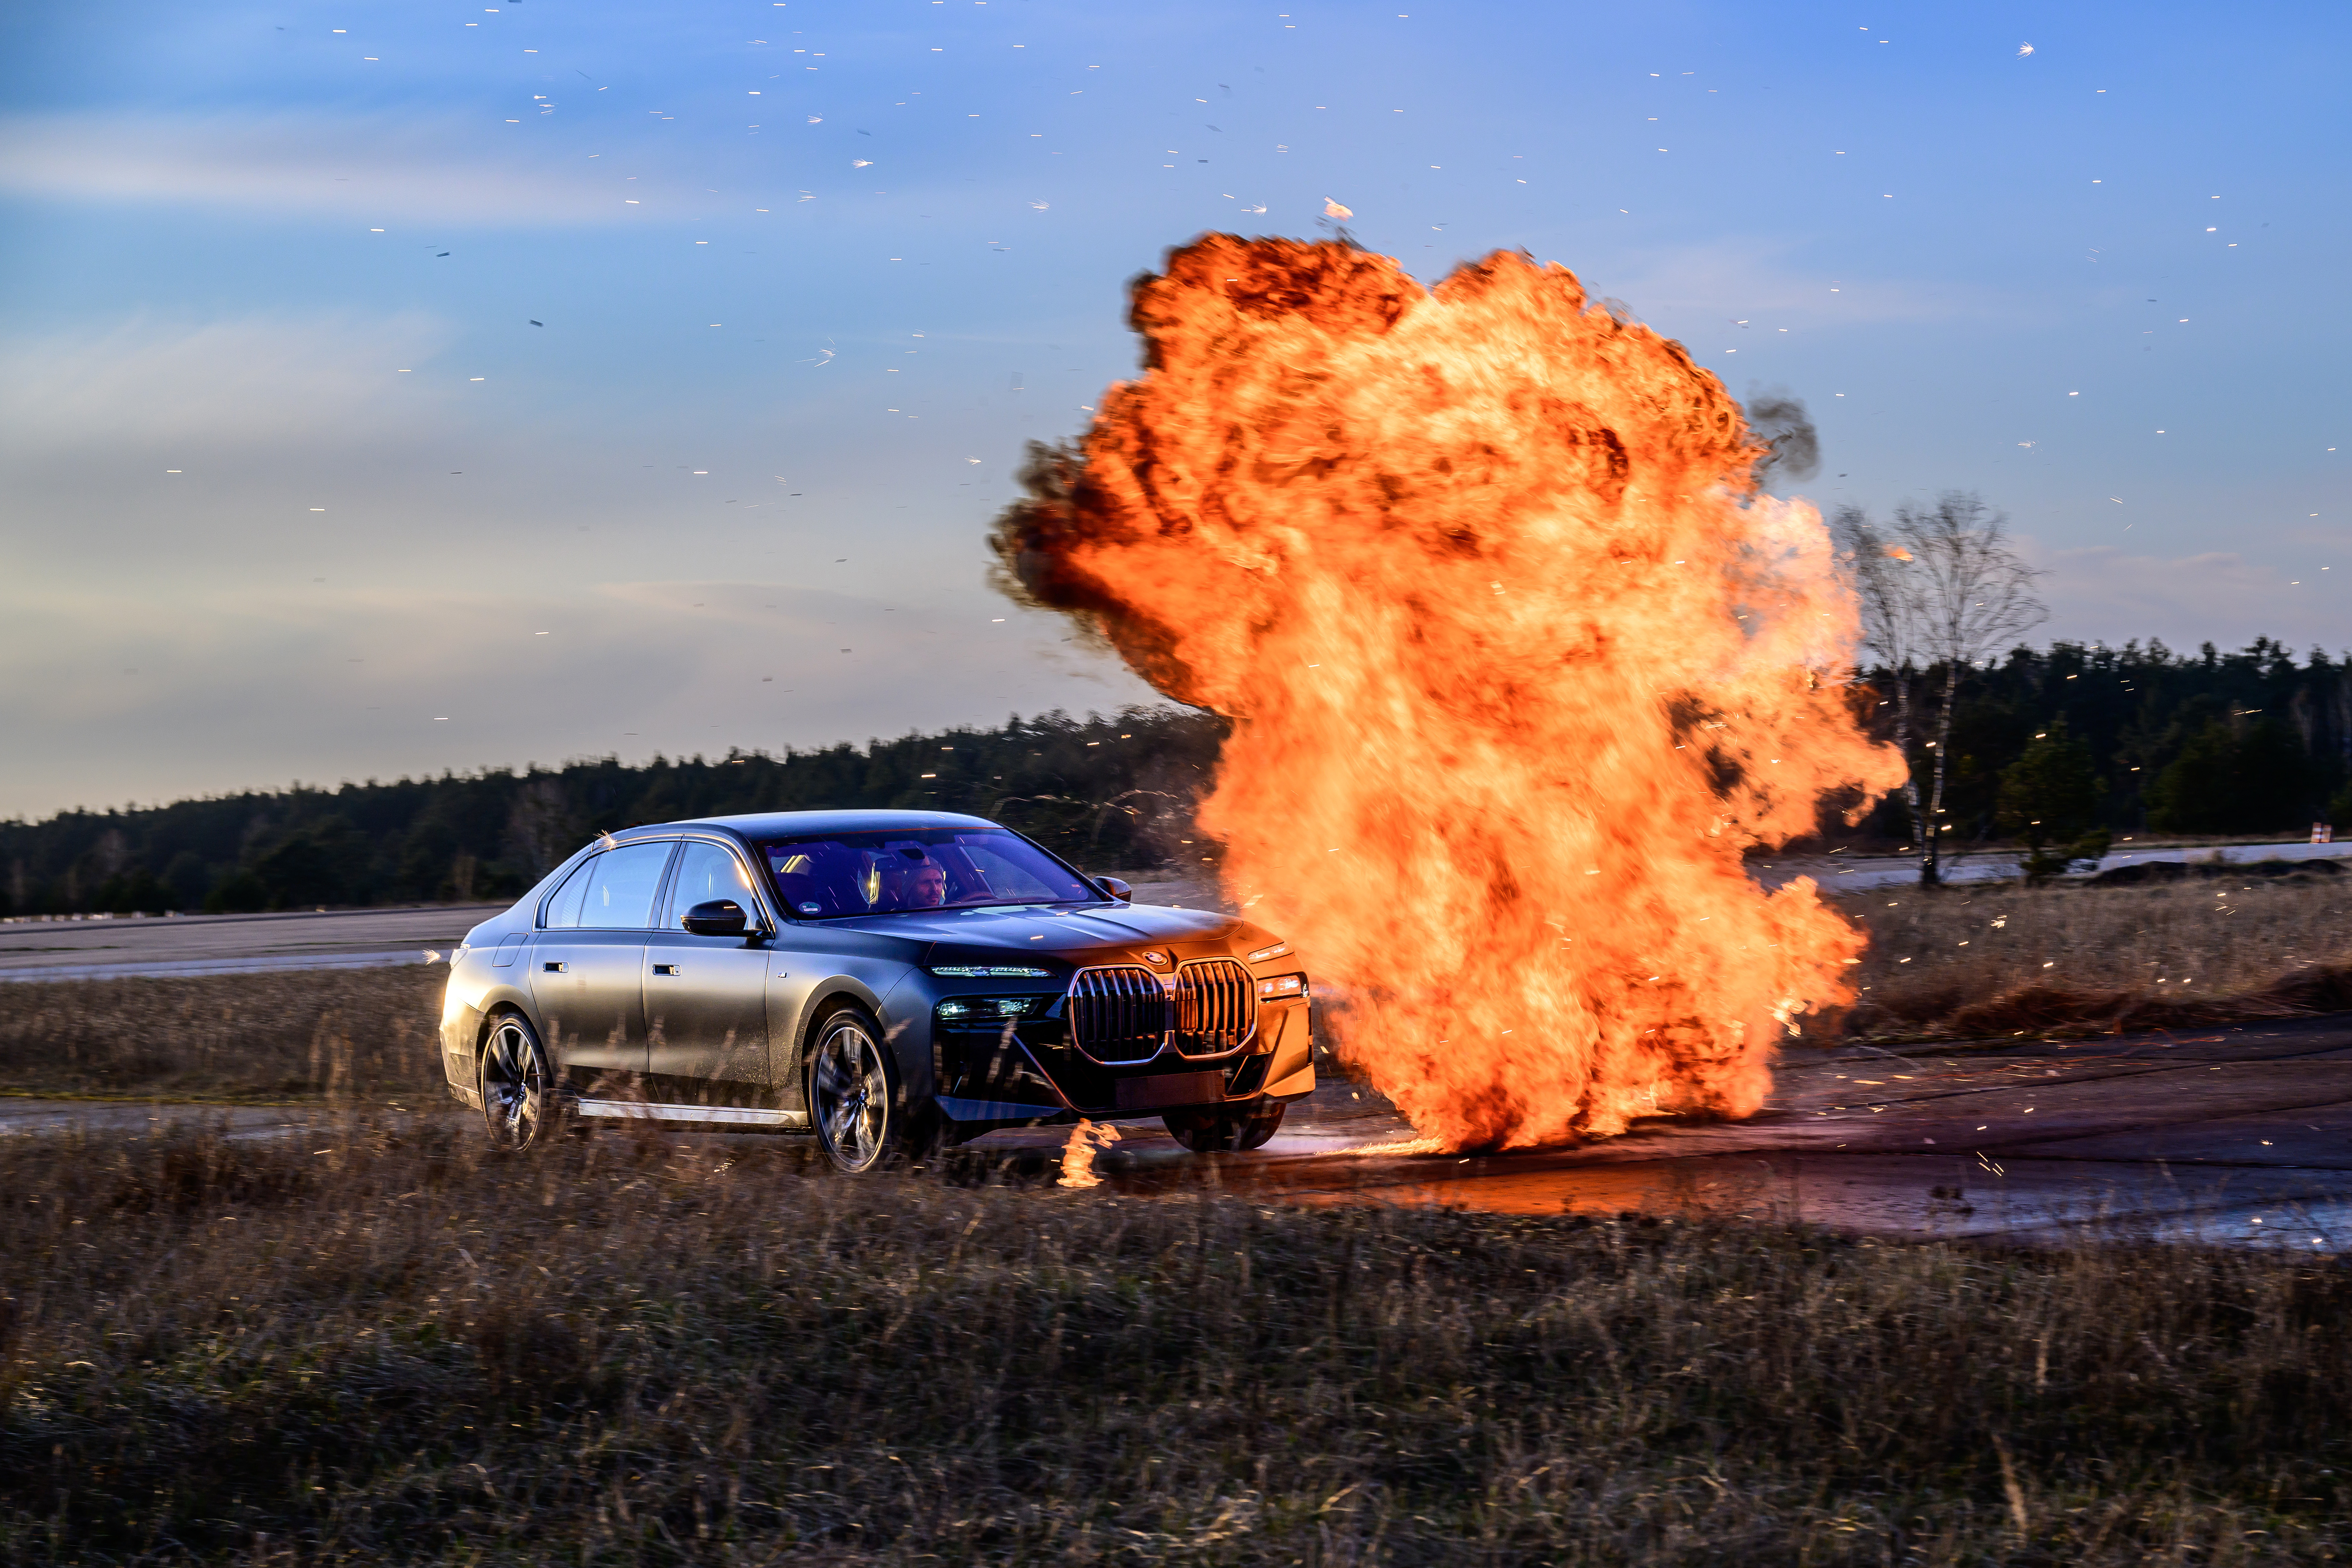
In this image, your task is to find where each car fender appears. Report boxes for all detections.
[441,952,500,1074]
[441,973,539,1077]
[779,967,914,1096]
[446,864,572,1089]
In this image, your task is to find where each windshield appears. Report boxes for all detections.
[757,828,1098,918]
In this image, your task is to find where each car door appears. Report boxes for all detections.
[642,838,774,1105]
[529,840,675,1090]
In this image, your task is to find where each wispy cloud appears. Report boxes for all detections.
[599,580,897,628]
[0,310,453,448]
[0,574,1155,816]
[0,112,651,226]
[1594,239,2005,329]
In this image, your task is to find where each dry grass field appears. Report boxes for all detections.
[0,967,447,1103]
[2,1120,2348,1565]
[1836,865,2352,1041]
[4,886,2351,1561]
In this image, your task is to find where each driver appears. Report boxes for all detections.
[906,860,949,907]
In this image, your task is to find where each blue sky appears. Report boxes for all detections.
[1,0,2345,818]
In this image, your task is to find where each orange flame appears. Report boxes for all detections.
[995,237,1903,1149]
[1056,1118,1122,1188]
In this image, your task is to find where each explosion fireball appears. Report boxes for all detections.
[993,237,1903,1149]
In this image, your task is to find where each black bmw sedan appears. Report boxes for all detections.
[437,810,1315,1171]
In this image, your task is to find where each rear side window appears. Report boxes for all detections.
[542,856,596,929]
[575,842,676,930]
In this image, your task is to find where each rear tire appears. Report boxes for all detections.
[808,1004,936,1173]
[479,1012,564,1153]
[1163,1101,1285,1154]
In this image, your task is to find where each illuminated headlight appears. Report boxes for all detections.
[1255,973,1309,999]
[936,996,1050,1020]
[1245,941,1292,964]
[930,965,1053,977]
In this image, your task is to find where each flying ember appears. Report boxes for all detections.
[992,236,1902,1149]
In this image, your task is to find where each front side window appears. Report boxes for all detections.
[574,841,675,930]
[667,840,758,928]
[758,828,1095,919]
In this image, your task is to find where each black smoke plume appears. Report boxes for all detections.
[1743,388,1820,486]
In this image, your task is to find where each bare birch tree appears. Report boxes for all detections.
[1838,493,2047,885]
[1894,492,2047,884]
[1831,504,1929,864]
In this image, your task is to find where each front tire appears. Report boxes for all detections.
[479,1012,564,1153]
[1163,1100,1285,1154]
[1234,1102,1285,1150]
[808,1004,933,1173]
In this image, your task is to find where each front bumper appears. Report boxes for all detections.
[932,994,1314,1128]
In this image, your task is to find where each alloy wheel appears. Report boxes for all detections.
[481,1016,548,1151]
[812,1016,891,1172]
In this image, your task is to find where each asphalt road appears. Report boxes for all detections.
[12,1017,2350,1248]
[1766,837,2349,891]
[0,904,503,982]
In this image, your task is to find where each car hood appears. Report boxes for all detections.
[828,900,1249,959]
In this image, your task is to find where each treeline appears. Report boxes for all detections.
[10,636,2350,917]
[1857,636,2352,851]
[1,709,1224,918]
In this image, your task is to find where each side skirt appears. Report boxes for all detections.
[576,1098,812,1131]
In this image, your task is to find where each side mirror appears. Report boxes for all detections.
[682,898,750,937]
[1094,876,1133,902]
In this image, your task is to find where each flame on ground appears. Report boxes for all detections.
[1057,1118,1123,1188]
[994,237,1903,1150]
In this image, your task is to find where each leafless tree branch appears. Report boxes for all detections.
[1837,492,2047,885]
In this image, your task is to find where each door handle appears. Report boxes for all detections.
[652,963,680,977]
[544,961,566,973]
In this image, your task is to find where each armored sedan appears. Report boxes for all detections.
[437,810,1315,1171]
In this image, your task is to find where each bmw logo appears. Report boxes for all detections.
[1141,949,1170,968]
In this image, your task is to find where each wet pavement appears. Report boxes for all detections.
[10,1017,2350,1249]
[0,904,498,982]
[976,1018,2352,1248]
[1764,837,2350,892]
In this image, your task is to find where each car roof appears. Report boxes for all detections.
[654,808,1002,839]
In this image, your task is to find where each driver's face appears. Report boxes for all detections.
[909,866,948,906]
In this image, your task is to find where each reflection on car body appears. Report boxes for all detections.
[439,810,1314,1171]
